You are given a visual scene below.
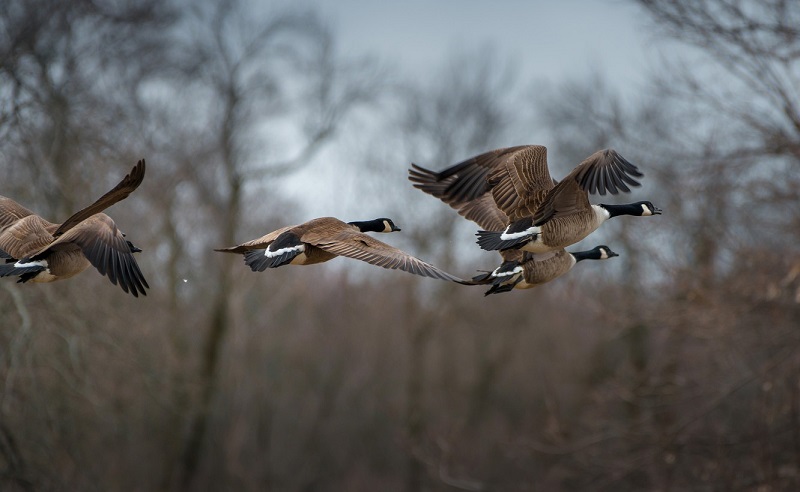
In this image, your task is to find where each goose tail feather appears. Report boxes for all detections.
[0,262,46,282]
[476,230,530,251]
[243,249,298,271]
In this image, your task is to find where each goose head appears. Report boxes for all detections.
[348,218,401,233]
[572,245,619,262]
[638,201,662,216]
[599,201,662,218]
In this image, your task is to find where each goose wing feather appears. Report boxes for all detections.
[485,145,555,216]
[215,225,296,253]
[0,215,58,259]
[410,145,556,228]
[0,196,39,233]
[53,159,146,237]
[533,149,642,225]
[311,230,465,282]
[37,214,149,296]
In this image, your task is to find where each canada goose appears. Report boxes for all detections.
[410,155,620,294]
[409,144,660,254]
[0,160,149,297]
[475,200,660,253]
[471,245,619,296]
[215,217,467,282]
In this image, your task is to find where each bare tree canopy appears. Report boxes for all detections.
[637,0,800,159]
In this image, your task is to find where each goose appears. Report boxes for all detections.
[215,217,467,283]
[0,159,149,297]
[410,151,618,294]
[409,144,660,254]
[475,199,659,254]
[471,245,618,296]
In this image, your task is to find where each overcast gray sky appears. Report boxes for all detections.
[303,0,661,87]
[267,0,675,220]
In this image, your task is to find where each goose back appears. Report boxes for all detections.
[536,207,607,251]
[485,146,555,220]
[217,217,467,282]
[410,145,557,227]
[532,149,642,226]
[0,214,59,259]
[216,218,349,264]
[0,196,37,232]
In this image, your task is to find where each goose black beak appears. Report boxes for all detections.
[609,251,620,258]
[392,226,402,232]
[653,207,663,215]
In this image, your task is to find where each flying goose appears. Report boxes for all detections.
[215,217,467,283]
[409,144,660,254]
[0,159,149,297]
[471,245,619,296]
[409,150,621,294]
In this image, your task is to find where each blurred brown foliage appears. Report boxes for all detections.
[1,0,799,491]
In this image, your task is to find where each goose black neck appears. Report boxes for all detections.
[600,203,644,218]
[572,249,601,262]
[348,219,385,233]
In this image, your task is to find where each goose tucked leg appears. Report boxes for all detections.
[471,259,524,296]
[482,281,520,296]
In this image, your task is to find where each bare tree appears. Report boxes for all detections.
[0,2,177,490]
[0,0,175,214]
[143,1,383,489]
[359,46,520,491]
[495,1,800,488]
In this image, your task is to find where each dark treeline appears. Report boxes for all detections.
[1,0,799,490]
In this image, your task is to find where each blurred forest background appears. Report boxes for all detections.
[1,0,800,490]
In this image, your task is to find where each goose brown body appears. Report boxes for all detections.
[216,217,467,282]
[0,160,149,296]
[498,249,576,288]
[472,246,618,295]
[525,208,609,252]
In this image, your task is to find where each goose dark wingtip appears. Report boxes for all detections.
[480,278,519,296]
[433,268,474,285]
[123,255,148,297]
[471,270,494,284]
[52,158,148,238]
